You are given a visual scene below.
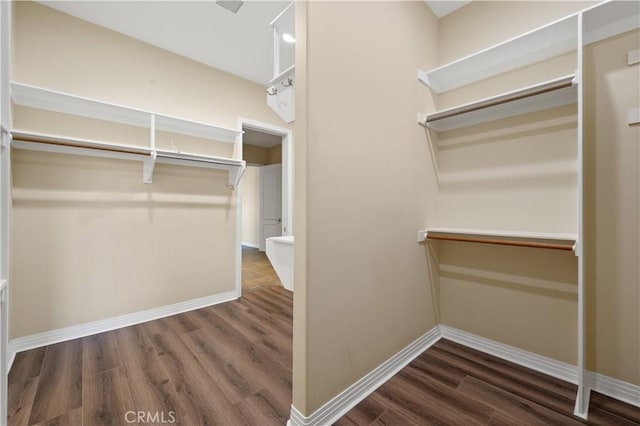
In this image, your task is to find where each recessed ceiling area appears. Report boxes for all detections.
[424,1,471,18]
[243,128,282,148]
[37,1,290,86]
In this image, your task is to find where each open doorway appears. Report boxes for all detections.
[236,118,292,296]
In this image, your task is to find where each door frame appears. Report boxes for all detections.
[236,117,292,297]
[259,163,283,252]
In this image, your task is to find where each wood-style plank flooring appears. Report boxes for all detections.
[9,261,640,426]
[242,246,282,292]
[336,339,640,426]
[8,284,292,426]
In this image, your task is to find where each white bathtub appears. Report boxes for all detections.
[266,235,294,292]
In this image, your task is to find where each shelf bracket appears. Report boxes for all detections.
[144,114,156,184]
[228,163,246,190]
[418,230,428,242]
[143,151,157,184]
[0,126,9,151]
[417,69,431,88]
[572,240,580,257]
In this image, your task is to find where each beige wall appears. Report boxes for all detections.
[295,1,439,415]
[241,166,260,247]
[584,30,639,385]
[10,1,289,338]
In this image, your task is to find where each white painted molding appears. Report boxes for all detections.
[8,290,237,371]
[439,324,578,384]
[242,242,260,249]
[439,325,640,409]
[288,324,639,425]
[287,326,442,426]
[587,371,640,409]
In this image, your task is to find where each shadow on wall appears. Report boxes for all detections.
[11,150,236,223]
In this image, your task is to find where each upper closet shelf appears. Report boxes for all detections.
[418,14,577,93]
[11,82,242,143]
[421,74,576,132]
[11,130,246,189]
[418,0,640,94]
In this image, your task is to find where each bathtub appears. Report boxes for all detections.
[265,235,294,292]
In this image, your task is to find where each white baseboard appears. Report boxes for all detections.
[288,326,442,426]
[588,370,640,408]
[439,324,579,384]
[242,242,260,249]
[289,324,640,425]
[8,290,237,371]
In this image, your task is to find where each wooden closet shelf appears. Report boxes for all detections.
[420,228,576,251]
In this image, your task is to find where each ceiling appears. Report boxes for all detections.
[38,1,469,88]
[243,128,282,148]
[424,1,471,18]
[38,1,291,86]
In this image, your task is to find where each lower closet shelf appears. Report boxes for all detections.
[419,227,577,251]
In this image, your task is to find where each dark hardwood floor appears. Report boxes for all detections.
[336,339,640,426]
[8,268,640,426]
[8,284,292,426]
[242,246,282,292]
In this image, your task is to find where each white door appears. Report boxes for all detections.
[259,164,282,251]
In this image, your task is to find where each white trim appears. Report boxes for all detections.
[439,325,640,409]
[287,327,442,426]
[236,117,293,299]
[439,325,578,384]
[8,290,237,370]
[242,242,260,249]
[289,325,639,425]
[588,371,640,409]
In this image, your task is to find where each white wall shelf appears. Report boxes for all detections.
[421,75,576,132]
[418,15,578,93]
[10,82,246,188]
[11,82,242,143]
[11,130,246,189]
[418,1,639,95]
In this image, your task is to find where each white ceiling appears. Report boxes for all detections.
[38,1,291,86]
[424,1,471,18]
[37,1,468,88]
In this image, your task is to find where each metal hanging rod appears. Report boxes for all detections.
[12,131,151,156]
[426,233,575,251]
[425,74,576,124]
[11,131,244,169]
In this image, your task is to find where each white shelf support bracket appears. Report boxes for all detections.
[144,114,157,184]
[228,163,246,190]
[628,107,640,126]
[143,152,157,184]
[418,230,428,242]
[572,240,580,257]
[572,70,580,86]
[417,69,431,88]
[0,126,9,151]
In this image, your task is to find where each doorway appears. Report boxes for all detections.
[236,118,292,296]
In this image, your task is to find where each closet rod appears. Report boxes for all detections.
[426,234,574,251]
[426,75,575,123]
[12,132,149,156]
